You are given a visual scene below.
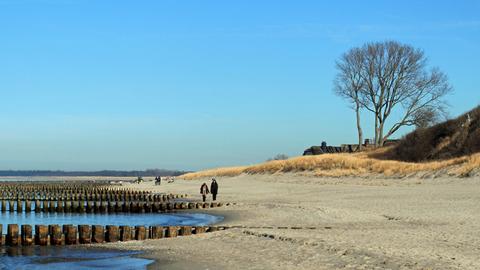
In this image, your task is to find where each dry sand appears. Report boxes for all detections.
[100,174,480,270]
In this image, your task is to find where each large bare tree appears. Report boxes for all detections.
[336,41,452,147]
[334,47,365,150]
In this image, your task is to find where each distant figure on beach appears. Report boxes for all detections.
[200,183,209,202]
[210,178,218,201]
[155,176,161,186]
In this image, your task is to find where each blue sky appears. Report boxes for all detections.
[0,0,479,171]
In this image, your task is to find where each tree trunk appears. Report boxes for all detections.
[378,120,385,146]
[355,99,363,151]
[374,112,379,147]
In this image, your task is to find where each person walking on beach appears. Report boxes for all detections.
[200,183,209,202]
[210,178,218,201]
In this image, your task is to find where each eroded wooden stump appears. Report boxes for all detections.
[120,225,132,241]
[7,224,19,246]
[91,225,104,243]
[35,225,48,246]
[179,226,192,236]
[135,226,146,240]
[78,225,92,244]
[106,225,119,242]
[149,226,164,239]
[64,225,77,245]
[50,225,63,245]
[21,225,33,246]
[165,226,178,238]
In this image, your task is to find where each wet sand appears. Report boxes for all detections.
[96,174,480,269]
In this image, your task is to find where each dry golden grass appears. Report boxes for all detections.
[181,151,480,180]
[182,166,249,180]
[453,153,480,176]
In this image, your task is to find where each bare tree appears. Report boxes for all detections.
[334,47,365,150]
[412,106,442,129]
[342,41,452,146]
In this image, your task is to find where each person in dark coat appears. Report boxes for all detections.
[200,183,209,202]
[210,178,218,201]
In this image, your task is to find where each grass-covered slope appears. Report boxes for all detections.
[182,151,479,179]
[383,106,480,162]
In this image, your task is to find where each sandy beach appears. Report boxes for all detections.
[91,174,480,270]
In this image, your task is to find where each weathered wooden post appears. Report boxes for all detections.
[21,225,33,246]
[16,200,23,213]
[57,200,63,213]
[6,224,19,246]
[64,225,77,245]
[143,202,151,213]
[122,201,130,212]
[115,201,121,213]
[108,201,115,213]
[97,201,105,213]
[74,200,81,212]
[91,225,104,243]
[106,225,119,242]
[50,225,63,245]
[35,225,48,246]
[194,226,206,234]
[78,200,85,213]
[25,200,32,212]
[49,200,55,212]
[135,226,146,240]
[165,226,178,238]
[131,202,139,213]
[1,200,6,212]
[120,226,132,241]
[34,200,41,212]
[0,224,3,244]
[179,226,192,236]
[149,226,164,239]
[9,200,14,212]
[86,201,93,213]
[42,201,49,213]
[208,226,218,232]
[78,225,91,244]
[100,201,107,213]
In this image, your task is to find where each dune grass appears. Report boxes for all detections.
[181,150,480,180]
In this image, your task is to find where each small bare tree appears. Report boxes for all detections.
[338,41,452,146]
[334,47,365,150]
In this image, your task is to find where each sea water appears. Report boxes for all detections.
[0,212,223,269]
[0,212,223,231]
[0,246,153,270]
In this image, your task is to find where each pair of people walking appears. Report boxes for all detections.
[200,178,219,202]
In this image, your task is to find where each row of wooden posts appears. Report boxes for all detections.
[0,182,178,202]
[0,223,225,246]
[0,182,130,192]
[0,200,222,214]
[0,192,183,203]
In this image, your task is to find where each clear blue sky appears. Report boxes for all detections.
[0,0,479,171]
